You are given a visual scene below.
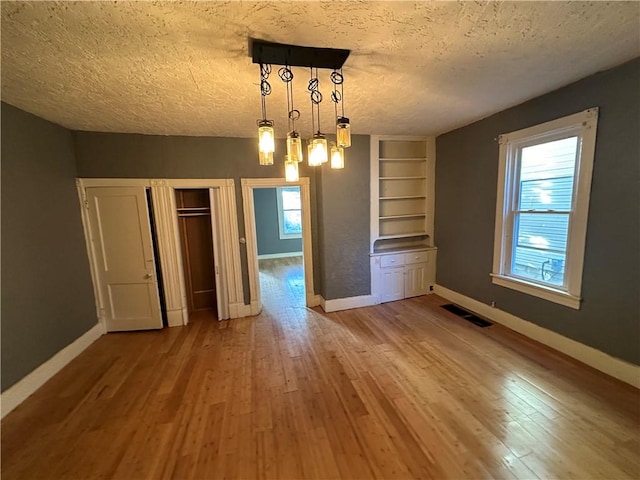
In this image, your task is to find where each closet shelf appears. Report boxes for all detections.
[178,212,211,217]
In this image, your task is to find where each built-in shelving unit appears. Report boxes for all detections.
[370,136,437,304]
[370,136,436,253]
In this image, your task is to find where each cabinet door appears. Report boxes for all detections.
[404,262,429,298]
[380,267,404,303]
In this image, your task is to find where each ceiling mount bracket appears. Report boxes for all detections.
[249,38,350,69]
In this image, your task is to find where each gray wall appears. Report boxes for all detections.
[435,58,640,365]
[317,134,371,300]
[1,103,97,391]
[74,132,372,302]
[253,188,302,256]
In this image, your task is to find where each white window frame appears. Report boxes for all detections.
[492,107,599,309]
[276,186,302,239]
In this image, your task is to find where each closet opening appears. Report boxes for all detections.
[175,188,218,319]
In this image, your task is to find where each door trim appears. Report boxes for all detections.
[77,178,244,329]
[241,177,318,311]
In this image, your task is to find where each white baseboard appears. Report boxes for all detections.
[257,252,303,260]
[250,300,261,316]
[229,301,261,318]
[433,285,640,388]
[308,294,322,308]
[166,308,186,327]
[1,323,103,419]
[319,294,377,313]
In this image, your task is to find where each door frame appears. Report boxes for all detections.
[241,177,318,311]
[77,178,244,331]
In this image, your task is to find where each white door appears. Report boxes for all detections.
[405,262,428,298]
[380,267,404,303]
[87,187,163,331]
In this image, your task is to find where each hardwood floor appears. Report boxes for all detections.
[2,261,639,479]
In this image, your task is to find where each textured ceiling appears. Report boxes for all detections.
[2,1,639,138]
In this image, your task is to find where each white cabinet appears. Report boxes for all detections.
[371,248,436,303]
[369,136,437,304]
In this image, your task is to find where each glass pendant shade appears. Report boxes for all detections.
[308,135,328,166]
[287,131,303,163]
[258,120,275,158]
[336,117,351,148]
[259,150,274,166]
[307,141,319,166]
[311,135,328,165]
[330,145,345,169]
[284,156,299,182]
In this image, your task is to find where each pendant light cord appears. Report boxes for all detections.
[330,68,345,118]
[308,67,323,135]
[278,65,299,132]
[259,63,272,121]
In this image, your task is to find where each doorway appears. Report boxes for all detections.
[241,178,318,313]
[175,189,218,318]
[253,186,305,310]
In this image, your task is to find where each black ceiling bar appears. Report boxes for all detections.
[249,38,350,69]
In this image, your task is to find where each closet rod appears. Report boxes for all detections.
[177,212,211,217]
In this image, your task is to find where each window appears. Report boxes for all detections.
[277,186,302,239]
[492,108,599,309]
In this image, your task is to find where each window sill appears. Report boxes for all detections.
[490,274,581,309]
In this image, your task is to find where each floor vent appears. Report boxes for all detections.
[440,304,493,328]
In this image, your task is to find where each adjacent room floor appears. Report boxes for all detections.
[258,255,305,311]
[2,271,639,479]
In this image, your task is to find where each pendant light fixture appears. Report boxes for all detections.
[250,39,350,170]
[330,143,345,169]
[279,65,304,163]
[308,67,328,166]
[331,68,351,148]
[284,155,300,182]
[257,63,275,165]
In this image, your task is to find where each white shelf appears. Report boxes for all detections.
[380,195,426,200]
[379,213,426,220]
[379,176,426,180]
[378,232,428,240]
[379,157,427,162]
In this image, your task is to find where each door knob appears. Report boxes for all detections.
[144,273,153,279]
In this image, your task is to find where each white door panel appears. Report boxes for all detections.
[380,267,404,303]
[87,187,162,331]
[405,262,428,298]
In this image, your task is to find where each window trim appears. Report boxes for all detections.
[492,107,599,309]
[276,186,302,239]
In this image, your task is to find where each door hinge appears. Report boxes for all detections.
[84,200,89,209]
